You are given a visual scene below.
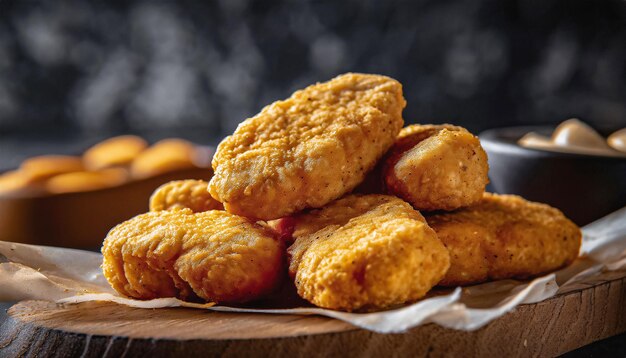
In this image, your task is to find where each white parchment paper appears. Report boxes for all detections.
[1,207,625,333]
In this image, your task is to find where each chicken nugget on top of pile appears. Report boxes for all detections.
[384,124,489,211]
[284,194,450,312]
[102,209,284,303]
[209,73,406,220]
[426,193,581,286]
[149,180,223,212]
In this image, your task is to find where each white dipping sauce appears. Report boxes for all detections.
[518,118,626,157]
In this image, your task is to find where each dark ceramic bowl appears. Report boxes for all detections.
[479,126,626,226]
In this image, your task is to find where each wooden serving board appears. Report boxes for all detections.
[1,269,625,358]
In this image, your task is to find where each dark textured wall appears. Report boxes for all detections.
[0,0,625,141]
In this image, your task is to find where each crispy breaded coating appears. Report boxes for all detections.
[45,168,128,194]
[286,194,450,311]
[150,180,223,212]
[426,193,581,286]
[209,73,406,220]
[20,155,84,182]
[102,209,284,303]
[83,135,148,170]
[384,124,489,211]
[131,139,198,179]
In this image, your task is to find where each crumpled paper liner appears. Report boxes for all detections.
[1,207,625,333]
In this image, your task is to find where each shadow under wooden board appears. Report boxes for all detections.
[1,269,625,357]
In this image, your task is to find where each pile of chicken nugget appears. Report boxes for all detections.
[102,73,582,312]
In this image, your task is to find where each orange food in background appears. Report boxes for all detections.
[0,170,34,195]
[83,135,148,170]
[20,155,84,182]
[45,168,129,194]
[131,139,199,179]
[0,137,207,197]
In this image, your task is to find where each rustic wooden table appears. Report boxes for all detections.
[1,268,625,357]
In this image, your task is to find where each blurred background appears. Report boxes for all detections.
[2,3,626,351]
[1,0,626,169]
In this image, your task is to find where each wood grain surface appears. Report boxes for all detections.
[1,268,625,357]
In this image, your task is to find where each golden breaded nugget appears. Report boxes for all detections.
[150,180,223,212]
[286,194,450,311]
[45,168,128,194]
[20,155,84,182]
[384,124,489,211]
[102,209,284,303]
[210,73,406,220]
[0,170,33,195]
[131,139,198,179]
[426,193,581,286]
[83,135,148,170]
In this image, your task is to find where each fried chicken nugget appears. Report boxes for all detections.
[45,168,128,194]
[0,170,34,196]
[20,155,84,182]
[286,194,450,311]
[384,124,489,211]
[149,180,223,212]
[102,209,284,303]
[83,135,148,170]
[209,73,406,220]
[426,193,581,286]
[131,139,198,179]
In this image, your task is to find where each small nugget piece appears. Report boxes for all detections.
[286,194,450,311]
[45,168,128,194]
[426,193,581,286]
[0,170,35,196]
[131,139,198,179]
[20,155,84,182]
[83,135,148,170]
[102,209,284,303]
[210,73,406,220]
[150,180,223,212]
[384,124,489,211]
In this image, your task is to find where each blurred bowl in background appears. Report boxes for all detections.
[480,126,626,226]
[0,167,214,250]
[0,137,215,250]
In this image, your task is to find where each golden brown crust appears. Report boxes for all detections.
[383,124,489,211]
[102,209,284,303]
[287,194,450,311]
[83,135,148,170]
[209,73,406,220]
[149,180,223,212]
[426,193,582,286]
